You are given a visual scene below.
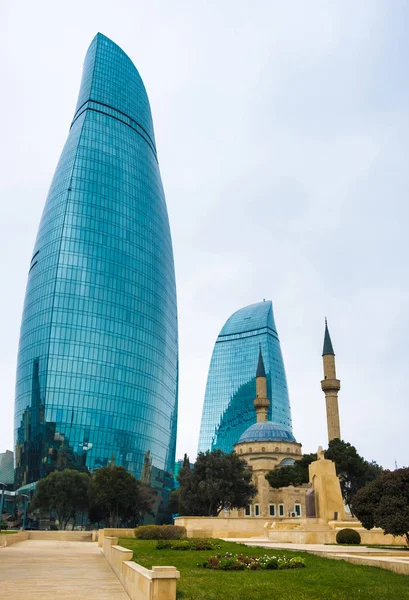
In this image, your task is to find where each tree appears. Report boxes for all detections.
[177,453,193,515]
[264,440,382,512]
[265,453,317,489]
[88,466,155,527]
[133,482,156,525]
[178,450,257,517]
[351,468,409,544]
[325,439,382,511]
[168,489,180,514]
[31,469,90,529]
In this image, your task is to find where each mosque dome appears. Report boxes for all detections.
[238,421,296,444]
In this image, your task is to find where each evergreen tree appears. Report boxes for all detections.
[32,469,90,529]
[178,450,257,516]
[325,439,382,511]
[265,453,317,489]
[352,468,409,544]
[88,466,155,527]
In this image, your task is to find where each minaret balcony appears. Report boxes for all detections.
[320,379,341,392]
[254,397,270,409]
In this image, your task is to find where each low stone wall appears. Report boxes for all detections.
[325,553,409,575]
[102,536,180,600]
[174,516,407,546]
[98,527,135,547]
[174,516,273,538]
[266,519,407,545]
[332,525,406,546]
[28,530,93,542]
[0,530,94,546]
[0,531,30,547]
[267,519,335,544]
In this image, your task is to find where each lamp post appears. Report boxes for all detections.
[0,482,6,522]
[20,494,29,531]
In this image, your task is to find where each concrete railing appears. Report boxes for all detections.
[174,516,273,538]
[103,536,180,600]
[28,530,94,542]
[0,530,95,546]
[0,531,30,547]
[98,527,135,547]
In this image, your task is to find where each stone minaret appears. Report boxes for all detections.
[254,346,270,422]
[321,319,341,442]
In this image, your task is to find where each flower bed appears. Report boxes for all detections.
[157,538,220,551]
[200,552,306,571]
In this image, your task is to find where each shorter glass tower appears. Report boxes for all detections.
[198,301,293,454]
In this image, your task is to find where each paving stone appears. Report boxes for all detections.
[0,540,130,599]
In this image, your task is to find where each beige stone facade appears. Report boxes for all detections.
[309,454,345,521]
[232,439,305,519]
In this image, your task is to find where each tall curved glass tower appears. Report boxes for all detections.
[14,34,178,495]
[198,301,293,454]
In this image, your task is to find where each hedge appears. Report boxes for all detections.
[336,528,361,545]
[134,524,186,540]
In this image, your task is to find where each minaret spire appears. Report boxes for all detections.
[254,346,269,422]
[256,344,266,377]
[320,319,341,442]
[323,318,335,356]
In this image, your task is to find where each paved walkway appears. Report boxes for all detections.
[0,540,130,599]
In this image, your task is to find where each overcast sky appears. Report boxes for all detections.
[1,1,408,470]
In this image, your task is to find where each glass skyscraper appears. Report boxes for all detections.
[14,34,178,495]
[198,301,293,454]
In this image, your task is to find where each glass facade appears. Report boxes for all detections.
[0,450,14,486]
[198,301,293,454]
[14,34,178,496]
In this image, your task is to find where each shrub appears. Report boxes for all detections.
[336,528,361,545]
[278,556,306,569]
[156,539,191,550]
[156,540,173,549]
[134,524,186,540]
[192,539,219,551]
[200,552,306,570]
[156,538,219,551]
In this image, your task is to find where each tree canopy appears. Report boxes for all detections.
[265,439,382,512]
[325,439,382,510]
[88,465,155,527]
[178,450,257,517]
[351,468,409,544]
[265,453,317,489]
[31,469,90,529]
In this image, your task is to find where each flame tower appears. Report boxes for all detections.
[14,34,178,494]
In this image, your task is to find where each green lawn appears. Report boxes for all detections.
[0,530,18,535]
[119,538,409,600]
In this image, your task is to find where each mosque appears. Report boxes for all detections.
[176,319,353,541]
[229,320,343,521]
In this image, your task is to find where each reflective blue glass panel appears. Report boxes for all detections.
[14,34,178,495]
[198,301,293,453]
